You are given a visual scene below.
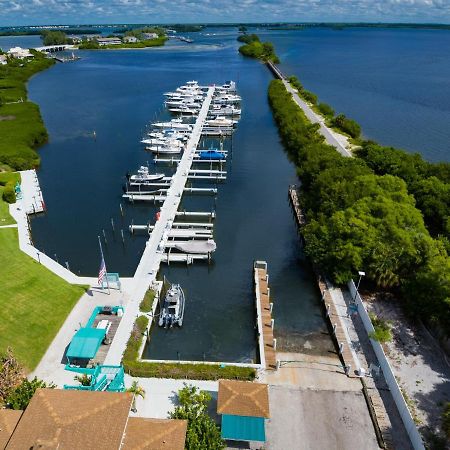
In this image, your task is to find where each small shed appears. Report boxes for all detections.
[66,327,106,363]
[217,379,270,443]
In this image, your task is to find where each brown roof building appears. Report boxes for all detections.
[217,380,270,418]
[123,418,187,450]
[0,410,22,449]
[2,389,187,450]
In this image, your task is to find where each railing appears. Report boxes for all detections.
[348,280,425,450]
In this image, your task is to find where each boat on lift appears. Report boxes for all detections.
[158,283,185,328]
[198,150,226,160]
[127,166,165,183]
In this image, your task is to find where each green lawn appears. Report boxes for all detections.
[0,227,85,371]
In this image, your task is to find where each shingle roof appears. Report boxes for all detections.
[6,388,132,450]
[123,418,187,450]
[0,409,22,449]
[217,380,270,418]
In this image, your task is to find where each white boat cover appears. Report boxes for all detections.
[174,239,217,254]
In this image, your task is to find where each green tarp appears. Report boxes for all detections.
[221,414,266,442]
[66,327,106,360]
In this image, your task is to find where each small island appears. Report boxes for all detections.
[237,33,279,63]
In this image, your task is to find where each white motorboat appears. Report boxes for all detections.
[212,94,241,105]
[127,166,165,183]
[168,105,200,115]
[142,137,185,146]
[165,98,202,108]
[205,116,237,127]
[209,104,241,116]
[148,130,189,140]
[147,144,183,154]
[158,283,185,328]
[153,121,193,130]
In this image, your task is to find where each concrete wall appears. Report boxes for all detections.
[348,280,425,450]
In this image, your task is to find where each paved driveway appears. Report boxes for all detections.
[266,385,379,450]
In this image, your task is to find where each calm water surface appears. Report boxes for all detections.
[27,30,330,362]
[259,27,450,161]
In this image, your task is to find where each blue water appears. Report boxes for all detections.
[259,27,450,162]
[0,35,42,51]
[26,31,329,362]
[18,26,450,361]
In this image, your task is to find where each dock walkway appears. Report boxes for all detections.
[254,261,277,370]
[105,87,216,366]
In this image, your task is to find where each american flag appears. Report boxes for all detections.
[98,256,107,286]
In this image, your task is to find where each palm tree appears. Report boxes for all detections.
[127,381,145,412]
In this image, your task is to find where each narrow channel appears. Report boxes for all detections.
[28,30,333,362]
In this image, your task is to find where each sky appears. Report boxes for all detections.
[0,0,450,27]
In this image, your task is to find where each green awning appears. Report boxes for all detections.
[221,414,266,442]
[66,328,106,360]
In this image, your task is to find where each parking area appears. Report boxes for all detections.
[266,385,379,450]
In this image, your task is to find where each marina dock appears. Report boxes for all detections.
[254,261,277,370]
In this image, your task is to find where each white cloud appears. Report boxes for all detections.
[0,0,449,25]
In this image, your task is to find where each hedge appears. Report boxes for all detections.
[122,316,256,381]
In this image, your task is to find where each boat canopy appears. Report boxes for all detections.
[66,327,106,361]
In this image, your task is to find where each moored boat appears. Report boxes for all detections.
[127,166,165,183]
[158,283,185,328]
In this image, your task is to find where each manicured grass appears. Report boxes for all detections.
[0,227,85,371]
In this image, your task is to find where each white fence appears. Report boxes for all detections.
[348,280,425,450]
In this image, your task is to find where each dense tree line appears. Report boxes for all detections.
[268,79,450,334]
[40,30,68,46]
[355,142,450,239]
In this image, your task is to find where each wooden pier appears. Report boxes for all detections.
[288,185,306,227]
[254,261,277,370]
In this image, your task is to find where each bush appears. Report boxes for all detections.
[2,182,15,203]
[368,313,393,343]
[302,90,318,105]
[318,102,335,117]
[332,114,361,138]
[6,377,55,410]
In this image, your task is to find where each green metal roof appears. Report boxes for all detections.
[66,328,106,360]
[221,414,266,442]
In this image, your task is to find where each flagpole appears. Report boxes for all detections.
[98,235,110,295]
